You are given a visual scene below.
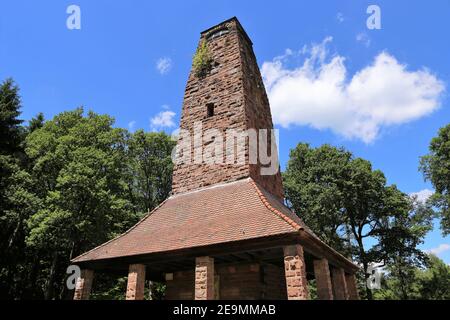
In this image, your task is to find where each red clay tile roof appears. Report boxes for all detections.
[72,178,307,263]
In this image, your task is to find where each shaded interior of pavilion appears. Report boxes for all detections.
[75,242,359,300]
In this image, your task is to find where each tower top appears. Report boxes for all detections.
[200,17,253,45]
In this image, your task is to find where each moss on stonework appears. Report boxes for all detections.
[193,41,212,78]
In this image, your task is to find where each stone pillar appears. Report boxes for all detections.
[126,264,146,300]
[313,258,334,300]
[331,267,348,300]
[283,245,309,300]
[195,256,214,300]
[73,269,94,300]
[345,273,360,300]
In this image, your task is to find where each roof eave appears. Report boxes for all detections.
[299,229,360,273]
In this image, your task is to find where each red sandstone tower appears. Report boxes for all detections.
[172,18,283,199]
[72,17,359,300]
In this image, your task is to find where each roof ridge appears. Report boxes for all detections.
[71,197,171,263]
[248,179,302,231]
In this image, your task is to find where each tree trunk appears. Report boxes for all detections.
[7,220,21,250]
[363,262,373,300]
[356,234,372,300]
[44,252,58,300]
[398,264,408,300]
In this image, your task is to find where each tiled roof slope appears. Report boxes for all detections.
[72,178,306,263]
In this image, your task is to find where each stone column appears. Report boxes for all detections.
[331,267,348,300]
[345,273,360,300]
[126,264,146,300]
[313,258,334,300]
[195,256,215,300]
[73,269,94,300]
[283,245,309,300]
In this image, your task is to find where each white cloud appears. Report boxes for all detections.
[261,37,445,143]
[336,12,345,23]
[426,244,450,256]
[156,57,172,75]
[410,189,434,203]
[356,32,371,47]
[150,109,176,131]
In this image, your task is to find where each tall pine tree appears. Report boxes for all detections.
[0,78,40,299]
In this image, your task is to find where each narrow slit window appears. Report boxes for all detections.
[207,103,214,118]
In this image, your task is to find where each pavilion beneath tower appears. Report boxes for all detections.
[71,17,359,300]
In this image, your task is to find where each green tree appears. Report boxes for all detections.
[126,130,175,214]
[283,144,352,254]
[25,108,136,299]
[416,254,450,299]
[420,124,450,235]
[0,78,23,155]
[0,78,40,299]
[0,78,176,299]
[28,112,45,133]
[284,143,433,299]
[0,155,41,299]
[375,195,434,299]
[374,254,450,300]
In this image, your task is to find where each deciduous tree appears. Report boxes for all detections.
[420,124,450,235]
[284,143,434,299]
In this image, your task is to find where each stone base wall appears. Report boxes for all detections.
[166,270,196,300]
[165,262,286,300]
[260,263,287,300]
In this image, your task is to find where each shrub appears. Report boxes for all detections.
[193,41,212,78]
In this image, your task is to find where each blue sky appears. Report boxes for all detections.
[1,0,449,263]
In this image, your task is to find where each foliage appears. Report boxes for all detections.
[24,108,137,298]
[0,79,40,299]
[283,144,353,254]
[0,79,176,300]
[28,113,45,133]
[0,78,24,155]
[284,143,434,299]
[307,280,318,300]
[127,130,175,214]
[374,254,450,300]
[193,41,212,78]
[90,276,166,300]
[420,123,450,235]
[416,254,450,299]
[90,275,127,300]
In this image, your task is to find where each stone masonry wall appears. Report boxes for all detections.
[238,26,284,199]
[172,19,249,195]
[172,18,284,200]
[165,270,195,300]
[165,262,286,300]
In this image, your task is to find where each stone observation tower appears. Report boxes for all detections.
[72,17,359,300]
